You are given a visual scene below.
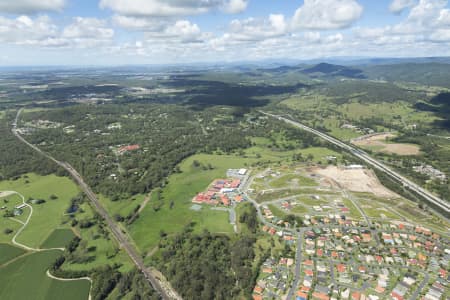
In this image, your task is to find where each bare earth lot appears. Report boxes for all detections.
[352,133,420,156]
[313,166,399,198]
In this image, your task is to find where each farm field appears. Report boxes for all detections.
[0,243,26,265]
[0,250,90,300]
[0,173,134,274]
[0,173,79,248]
[41,228,75,249]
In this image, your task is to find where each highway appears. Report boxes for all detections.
[261,111,450,216]
[12,109,181,300]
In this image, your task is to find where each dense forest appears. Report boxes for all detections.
[155,220,259,300]
[0,111,63,180]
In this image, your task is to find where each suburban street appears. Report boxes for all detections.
[261,111,450,217]
[12,109,181,300]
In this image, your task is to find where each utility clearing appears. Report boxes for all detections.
[313,166,399,198]
[352,133,420,156]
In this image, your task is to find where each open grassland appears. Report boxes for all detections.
[268,204,287,219]
[41,229,75,249]
[282,91,439,134]
[341,199,363,219]
[63,201,133,273]
[130,154,244,252]
[0,174,133,272]
[0,250,90,300]
[352,133,421,156]
[0,217,21,244]
[269,173,317,189]
[248,137,342,164]
[0,174,79,248]
[98,194,144,221]
[0,243,26,265]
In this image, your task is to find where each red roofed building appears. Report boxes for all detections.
[312,292,330,300]
[351,292,361,300]
[297,292,308,300]
[252,294,263,300]
[336,264,346,273]
[220,194,230,206]
[253,285,264,294]
[118,144,140,154]
[391,291,404,300]
[230,179,241,188]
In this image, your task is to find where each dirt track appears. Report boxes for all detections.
[314,166,399,198]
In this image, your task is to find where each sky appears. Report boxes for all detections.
[0,0,450,66]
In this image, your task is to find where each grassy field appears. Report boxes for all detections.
[342,198,363,219]
[0,250,90,300]
[0,217,21,244]
[0,173,133,273]
[98,194,144,221]
[268,204,287,219]
[269,173,317,188]
[0,243,26,265]
[130,153,244,253]
[63,200,133,273]
[0,174,79,248]
[41,229,75,249]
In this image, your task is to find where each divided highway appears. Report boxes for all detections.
[261,111,450,216]
[12,109,180,300]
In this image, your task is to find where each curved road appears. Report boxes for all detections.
[261,111,450,217]
[12,109,181,300]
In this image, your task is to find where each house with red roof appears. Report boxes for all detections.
[118,144,140,154]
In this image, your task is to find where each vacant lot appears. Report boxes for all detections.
[352,133,420,156]
[0,250,90,300]
[269,174,317,189]
[314,166,398,198]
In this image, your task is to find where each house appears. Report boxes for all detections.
[297,292,308,300]
[336,264,346,273]
[118,144,140,154]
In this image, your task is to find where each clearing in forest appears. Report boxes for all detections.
[352,133,420,156]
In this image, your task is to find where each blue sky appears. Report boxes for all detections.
[0,0,449,65]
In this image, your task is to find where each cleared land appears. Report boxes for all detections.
[313,166,399,198]
[0,250,90,300]
[352,133,420,156]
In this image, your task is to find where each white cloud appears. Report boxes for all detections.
[0,15,114,48]
[0,0,66,14]
[222,0,248,14]
[224,14,288,42]
[389,0,417,14]
[142,20,209,44]
[0,15,57,44]
[292,0,363,30]
[112,15,168,31]
[63,17,114,40]
[430,28,450,42]
[100,0,248,17]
